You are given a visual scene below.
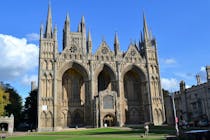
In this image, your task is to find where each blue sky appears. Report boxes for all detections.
[0,0,210,100]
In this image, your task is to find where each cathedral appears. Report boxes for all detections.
[38,5,165,132]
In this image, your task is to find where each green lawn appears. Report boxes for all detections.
[6,126,175,140]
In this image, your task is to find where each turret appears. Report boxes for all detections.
[196,74,201,85]
[206,66,210,84]
[78,16,86,34]
[45,3,52,38]
[180,80,186,93]
[78,16,86,54]
[114,32,120,56]
[87,30,92,54]
[63,13,70,49]
[40,24,44,39]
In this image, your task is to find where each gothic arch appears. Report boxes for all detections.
[94,63,116,81]
[40,111,47,127]
[122,64,146,125]
[48,60,53,70]
[61,110,68,128]
[158,109,163,125]
[42,60,47,70]
[46,111,53,127]
[121,64,146,81]
[58,61,89,81]
[95,63,117,93]
[153,108,162,125]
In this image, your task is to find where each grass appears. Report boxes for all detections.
[5,126,175,140]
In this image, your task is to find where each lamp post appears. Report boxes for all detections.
[171,92,179,136]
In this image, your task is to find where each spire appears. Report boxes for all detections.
[80,16,86,33]
[64,12,70,32]
[87,30,92,54]
[66,12,70,22]
[40,24,44,39]
[45,3,52,38]
[87,30,92,42]
[140,31,143,42]
[63,13,70,50]
[81,16,85,24]
[114,32,120,55]
[114,32,119,46]
[143,13,150,41]
[53,25,57,40]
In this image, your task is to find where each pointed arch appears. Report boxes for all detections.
[48,60,53,70]
[154,109,159,125]
[46,111,53,127]
[95,63,117,93]
[42,60,47,70]
[158,109,163,125]
[61,110,68,128]
[40,111,47,127]
[58,61,89,81]
[95,63,116,81]
[122,64,146,125]
[121,64,146,81]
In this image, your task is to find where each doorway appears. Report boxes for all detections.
[103,114,115,127]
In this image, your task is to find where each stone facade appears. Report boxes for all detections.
[166,66,210,125]
[0,114,14,133]
[37,5,165,131]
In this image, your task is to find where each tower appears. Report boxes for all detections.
[141,13,165,125]
[38,4,58,131]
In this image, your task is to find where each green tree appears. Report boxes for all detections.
[0,86,9,116]
[1,83,23,128]
[23,89,38,129]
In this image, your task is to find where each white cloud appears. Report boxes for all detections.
[26,33,39,41]
[0,34,39,82]
[161,78,179,91]
[200,66,205,72]
[22,74,38,86]
[165,58,176,64]
[162,58,177,65]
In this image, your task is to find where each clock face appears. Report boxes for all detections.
[102,47,108,54]
[70,46,77,53]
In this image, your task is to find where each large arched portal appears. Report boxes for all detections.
[97,64,116,92]
[123,66,145,124]
[61,63,88,127]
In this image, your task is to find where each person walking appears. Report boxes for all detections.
[144,123,149,136]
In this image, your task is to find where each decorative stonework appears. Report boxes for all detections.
[0,114,14,133]
[37,5,165,132]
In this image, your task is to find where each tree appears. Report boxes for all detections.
[23,89,38,129]
[1,83,23,129]
[0,86,9,116]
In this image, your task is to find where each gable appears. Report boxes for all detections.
[94,41,114,56]
[123,44,144,63]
